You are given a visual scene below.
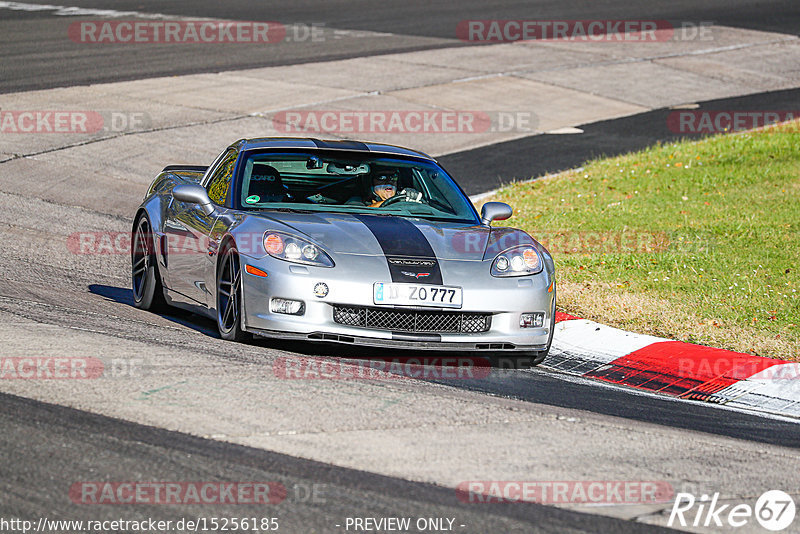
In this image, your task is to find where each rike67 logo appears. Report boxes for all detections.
[669,490,796,531]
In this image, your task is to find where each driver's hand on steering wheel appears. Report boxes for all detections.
[400,188,423,202]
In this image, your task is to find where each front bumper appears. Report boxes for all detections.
[239,255,555,352]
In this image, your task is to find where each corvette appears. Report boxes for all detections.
[132,138,556,367]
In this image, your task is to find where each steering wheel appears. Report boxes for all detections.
[380,188,424,207]
[379,192,409,207]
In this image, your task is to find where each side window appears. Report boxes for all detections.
[206,149,238,205]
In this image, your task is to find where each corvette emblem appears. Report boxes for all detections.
[401,271,431,279]
[313,282,329,298]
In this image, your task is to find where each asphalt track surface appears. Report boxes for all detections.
[1,0,799,93]
[228,324,800,449]
[1,392,671,534]
[84,289,800,450]
[2,2,800,533]
[439,87,800,195]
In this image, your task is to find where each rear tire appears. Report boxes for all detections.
[216,243,251,342]
[131,214,168,312]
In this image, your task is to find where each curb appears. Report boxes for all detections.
[547,313,800,419]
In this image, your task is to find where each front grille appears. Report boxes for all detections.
[333,305,491,334]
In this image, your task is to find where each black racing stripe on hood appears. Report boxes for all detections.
[353,214,443,285]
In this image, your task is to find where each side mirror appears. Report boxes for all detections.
[172,184,215,216]
[480,202,513,226]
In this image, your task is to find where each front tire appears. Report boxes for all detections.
[131,215,167,312]
[216,243,251,342]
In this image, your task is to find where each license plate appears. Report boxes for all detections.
[373,283,463,308]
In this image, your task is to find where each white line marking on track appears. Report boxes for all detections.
[0,1,194,20]
[546,127,584,134]
[0,1,401,40]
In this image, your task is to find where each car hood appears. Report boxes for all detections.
[255,211,536,261]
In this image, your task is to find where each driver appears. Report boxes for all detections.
[367,170,400,207]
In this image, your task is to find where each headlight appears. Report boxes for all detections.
[263,232,334,267]
[491,246,542,277]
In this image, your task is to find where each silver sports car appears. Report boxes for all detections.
[132,138,556,367]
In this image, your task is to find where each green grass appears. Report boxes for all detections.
[490,121,800,360]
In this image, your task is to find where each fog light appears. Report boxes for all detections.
[520,312,545,328]
[270,298,304,315]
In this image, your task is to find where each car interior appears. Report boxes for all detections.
[242,158,422,207]
[236,153,477,222]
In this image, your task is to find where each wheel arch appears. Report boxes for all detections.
[135,204,169,269]
[130,207,168,311]
[214,233,251,338]
[214,233,240,310]
[215,234,238,274]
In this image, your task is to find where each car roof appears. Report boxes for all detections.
[234,137,436,161]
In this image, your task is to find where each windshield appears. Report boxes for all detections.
[234,151,479,224]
